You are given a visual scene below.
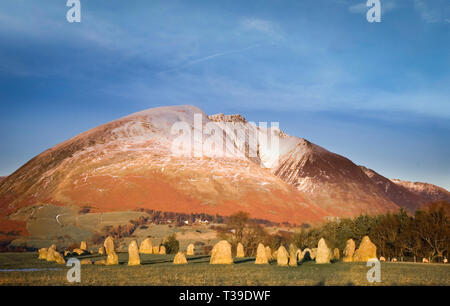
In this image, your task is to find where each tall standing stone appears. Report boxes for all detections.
[106,252,119,265]
[210,240,233,264]
[316,238,331,264]
[236,243,245,258]
[128,240,141,266]
[139,238,153,254]
[104,236,118,265]
[353,236,377,262]
[297,249,304,262]
[265,246,272,261]
[277,246,289,266]
[173,252,188,264]
[289,243,298,254]
[80,241,87,251]
[289,250,297,266]
[255,243,268,264]
[187,243,195,256]
[104,236,115,254]
[159,245,166,255]
[343,239,356,262]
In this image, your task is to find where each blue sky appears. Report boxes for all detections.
[0,0,449,189]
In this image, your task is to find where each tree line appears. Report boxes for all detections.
[216,201,449,262]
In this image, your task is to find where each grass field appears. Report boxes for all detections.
[0,252,448,286]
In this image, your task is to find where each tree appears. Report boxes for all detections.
[163,233,180,254]
[215,211,269,256]
[413,203,449,261]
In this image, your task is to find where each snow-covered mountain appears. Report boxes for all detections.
[0,106,327,225]
[360,166,427,212]
[0,105,448,231]
[390,179,450,207]
[273,139,399,215]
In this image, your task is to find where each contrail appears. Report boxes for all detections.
[159,44,265,74]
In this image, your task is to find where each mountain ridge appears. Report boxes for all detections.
[1,105,448,233]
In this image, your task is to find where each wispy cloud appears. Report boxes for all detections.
[158,44,267,74]
[413,0,450,23]
[239,17,283,39]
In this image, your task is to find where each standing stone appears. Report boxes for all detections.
[343,239,355,262]
[46,245,57,262]
[289,250,297,266]
[297,249,304,262]
[38,248,47,260]
[265,246,272,261]
[173,252,188,264]
[139,238,153,254]
[104,236,118,265]
[236,243,245,258]
[128,240,141,266]
[159,245,166,255]
[104,236,115,254]
[316,238,331,264]
[53,251,66,264]
[98,246,105,255]
[210,240,233,264]
[255,243,268,264]
[277,246,289,266]
[289,243,298,254]
[153,246,160,254]
[187,243,195,256]
[333,248,340,260]
[353,236,377,262]
[106,252,119,265]
[80,241,87,251]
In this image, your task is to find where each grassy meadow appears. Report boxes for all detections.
[0,252,448,286]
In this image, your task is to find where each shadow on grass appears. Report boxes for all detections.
[234,258,255,264]
[140,258,175,265]
[315,280,326,286]
[186,255,210,264]
[345,281,355,286]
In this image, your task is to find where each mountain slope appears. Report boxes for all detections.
[273,139,399,216]
[360,166,426,212]
[210,114,400,216]
[5,104,444,232]
[391,179,450,206]
[0,105,328,225]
